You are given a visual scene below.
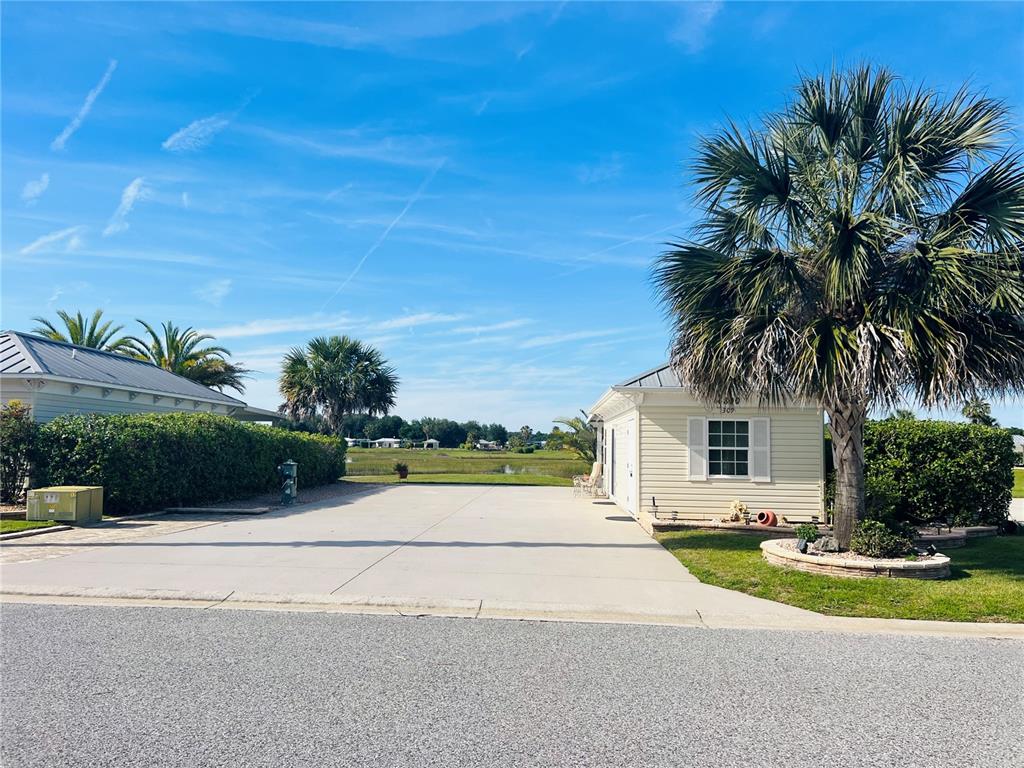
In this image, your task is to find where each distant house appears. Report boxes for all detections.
[588,362,824,528]
[1013,434,1024,462]
[372,437,402,448]
[476,440,501,451]
[0,330,282,425]
[422,438,440,449]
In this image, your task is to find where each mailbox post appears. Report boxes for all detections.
[278,460,298,505]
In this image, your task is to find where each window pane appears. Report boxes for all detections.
[709,459,722,475]
[736,432,749,448]
[709,421,722,435]
[736,421,748,435]
[722,433,735,447]
[736,461,748,476]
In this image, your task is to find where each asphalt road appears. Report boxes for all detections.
[1,603,1021,768]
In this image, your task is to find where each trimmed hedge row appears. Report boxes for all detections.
[36,412,346,515]
[862,420,1014,527]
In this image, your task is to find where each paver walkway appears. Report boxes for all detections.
[1,485,811,625]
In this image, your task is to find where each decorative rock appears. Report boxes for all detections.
[814,536,841,553]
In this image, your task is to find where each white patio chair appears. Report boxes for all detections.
[573,462,603,498]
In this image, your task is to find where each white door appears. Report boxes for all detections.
[613,417,636,516]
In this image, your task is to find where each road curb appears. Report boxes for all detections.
[2,586,1022,639]
[0,525,74,541]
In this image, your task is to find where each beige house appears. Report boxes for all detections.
[588,363,825,531]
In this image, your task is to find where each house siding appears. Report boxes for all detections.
[1,380,236,422]
[638,404,824,522]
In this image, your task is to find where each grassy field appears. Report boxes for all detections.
[0,519,58,535]
[657,529,1024,623]
[1014,467,1023,498]
[345,447,587,486]
[344,473,571,487]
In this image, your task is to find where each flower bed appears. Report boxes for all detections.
[760,538,951,579]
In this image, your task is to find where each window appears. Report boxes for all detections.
[708,420,749,477]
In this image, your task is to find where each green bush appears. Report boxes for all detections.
[849,519,915,558]
[35,412,346,515]
[1,401,39,503]
[863,420,1014,527]
[793,523,819,543]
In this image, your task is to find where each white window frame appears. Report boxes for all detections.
[706,418,751,479]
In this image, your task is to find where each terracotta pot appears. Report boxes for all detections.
[756,510,778,526]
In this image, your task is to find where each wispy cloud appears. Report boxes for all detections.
[19,225,86,255]
[576,153,624,184]
[201,312,353,339]
[50,59,118,151]
[103,177,146,236]
[162,92,256,153]
[162,114,232,153]
[319,159,447,310]
[451,319,532,335]
[247,124,448,169]
[373,312,465,331]
[195,278,233,306]
[21,173,51,205]
[669,1,723,53]
[519,329,623,349]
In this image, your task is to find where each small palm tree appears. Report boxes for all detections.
[554,410,597,463]
[31,309,135,353]
[653,66,1024,547]
[127,320,250,394]
[279,335,398,433]
[961,397,998,426]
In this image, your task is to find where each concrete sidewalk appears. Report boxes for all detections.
[1,485,812,625]
[2,485,1021,639]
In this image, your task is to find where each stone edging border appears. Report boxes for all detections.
[761,538,951,579]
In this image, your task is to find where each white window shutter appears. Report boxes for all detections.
[688,416,707,481]
[750,417,771,482]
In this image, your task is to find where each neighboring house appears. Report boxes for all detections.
[372,437,402,448]
[476,440,501,451]
[422,438,440,449]
[1013,434,1024,464]
[0,330,281,424]
[588,363,825,531]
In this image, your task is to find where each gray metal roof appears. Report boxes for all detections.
[616,362,682,388]
[0,330,245,406]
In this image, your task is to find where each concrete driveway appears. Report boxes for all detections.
[0,484,813,625]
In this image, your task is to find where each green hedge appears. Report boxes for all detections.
[862,420,1014,527]
[36,413,346,515]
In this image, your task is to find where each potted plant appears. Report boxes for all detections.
[794,523,819,553]
[393,462,409,480]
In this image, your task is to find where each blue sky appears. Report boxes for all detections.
[3,1,1023,427]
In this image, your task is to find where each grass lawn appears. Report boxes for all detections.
[0,519,58,535]
[657,529,1024,623]
[344,473,572,487]
[345,447,587,482]
[1014,467,1023,498]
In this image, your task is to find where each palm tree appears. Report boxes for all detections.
[653,66,1024,547]
[554,410,597,463]
[279,335,398,433]
[962,397,998,426]
[127,320,250,394]
[31,309,135,353]
[889,409,916,421]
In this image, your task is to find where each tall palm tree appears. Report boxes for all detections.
[127,320,250,394]
[279,335,398,433]
[962,397,998,426]
[31,309,135,353]
[653,66,1024,547]
[554,410,597,463]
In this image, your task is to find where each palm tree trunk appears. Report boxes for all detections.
[827,401,867,549]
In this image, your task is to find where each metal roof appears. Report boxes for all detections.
[0,330,245,406]
[615,362,683,389]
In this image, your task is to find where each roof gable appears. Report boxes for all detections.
[0,331,245,406]
[616,362,682,389]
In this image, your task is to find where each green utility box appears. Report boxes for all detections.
[26,486,104,525]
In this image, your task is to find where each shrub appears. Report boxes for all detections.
[793,523,819,543]
[863,420,1014,527]
[393,462,408,473]
[849,520,915,558]
[0,401,39,503]
[35,412,346,515]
